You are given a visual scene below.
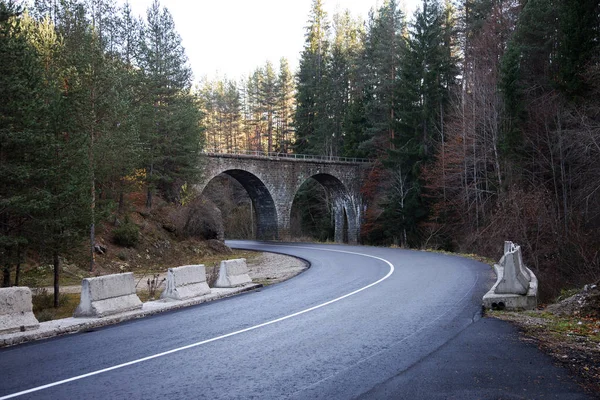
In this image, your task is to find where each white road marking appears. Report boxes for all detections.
[0,246,395,400]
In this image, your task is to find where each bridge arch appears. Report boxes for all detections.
[292,173,359,244]
[199,154,367,244]
[200,169,278,240]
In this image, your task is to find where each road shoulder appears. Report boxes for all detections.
[359,317,595,400]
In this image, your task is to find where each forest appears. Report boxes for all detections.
[1,0,599,300]
[0,0,202,301]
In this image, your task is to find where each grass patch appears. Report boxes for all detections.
[420,248,496,266]
[548,316,600,342]
[19,262,87,288]
[137,289,164,303]
[491,310,600,344]
[556,287,581,302]
[31,289,80,321]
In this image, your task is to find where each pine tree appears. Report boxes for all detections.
[245,68,264,152]
[294,0,330,155]
[116,1,141,66]
[259,61,277,153]
[224,80,243,152]
[557,0,600,97]
[138,0,201,205]
[382,0,458,246]
[0,1,45,286]
[361,0,405,157]
[275,58,294,153]
[18,7,91,304]
[327,10,363,157]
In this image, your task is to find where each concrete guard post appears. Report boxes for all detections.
[483,241,538,311]
[161,265,211,301]
[0,287,40,334]
[74,272,143,318]
[214,258,252,288]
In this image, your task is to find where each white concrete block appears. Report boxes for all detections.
[214,258,252,288]
[161,265,211,301]
[495,246,530,295]
[0,287,39,334]
[483,242,539,310]
[515,247,531,281]
[504,241,516,254]
[502,241,531,281]
[74,272,142,318]
[483,264,538,311]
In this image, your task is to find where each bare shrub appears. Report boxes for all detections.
[146,274,165,300]
[205,264,219,287]
[170,196,224,240]
[207,239,232,254]
[31,288,69,320]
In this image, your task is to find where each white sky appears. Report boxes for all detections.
[121,0,421,82]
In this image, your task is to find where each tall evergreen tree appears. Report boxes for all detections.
[556,0,600,97]
[259,61,277,153]
[224,80,243,152]
[116,1,141,66]
[0,1,45,286]
[275,57,295,153]
[327,10,363,157]
[18,7,91,304]
[246,68,264,151]
[294,0,330,155]
[361,0,405,157]
[381,0,458,246]
[138,0,202,206]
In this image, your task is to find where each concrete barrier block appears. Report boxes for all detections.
[483,264,538,310]
[495,246,530,295]
[483,241,538,311]
[214,258,252,288]
[515,247,531,281]
[0,287,39,334]
[504,241,516,254]
[161,265,211,301]
[502,241,531,281]
[74,272,142,318]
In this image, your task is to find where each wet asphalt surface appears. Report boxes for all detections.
[0,242,593,399]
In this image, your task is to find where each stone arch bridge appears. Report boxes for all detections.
[198,152,370,244]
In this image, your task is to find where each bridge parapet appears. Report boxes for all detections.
[202,150,372,165]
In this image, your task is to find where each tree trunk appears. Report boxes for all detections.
[118,190,125,213]
[146,164,154,209]
[90,221,95,272]
[90,76,97,272]
[2,263,10,287]
[146,186,153,209]
[53,251,60,308]
[14,247,21,286]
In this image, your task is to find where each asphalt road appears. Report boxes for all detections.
[0,242,593,399]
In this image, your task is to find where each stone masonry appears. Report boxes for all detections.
[197,154,369,244]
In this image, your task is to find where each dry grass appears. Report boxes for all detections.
[414,247,495,266]
[31,290,80,322]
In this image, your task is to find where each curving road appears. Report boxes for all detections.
[0,242,591,399]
